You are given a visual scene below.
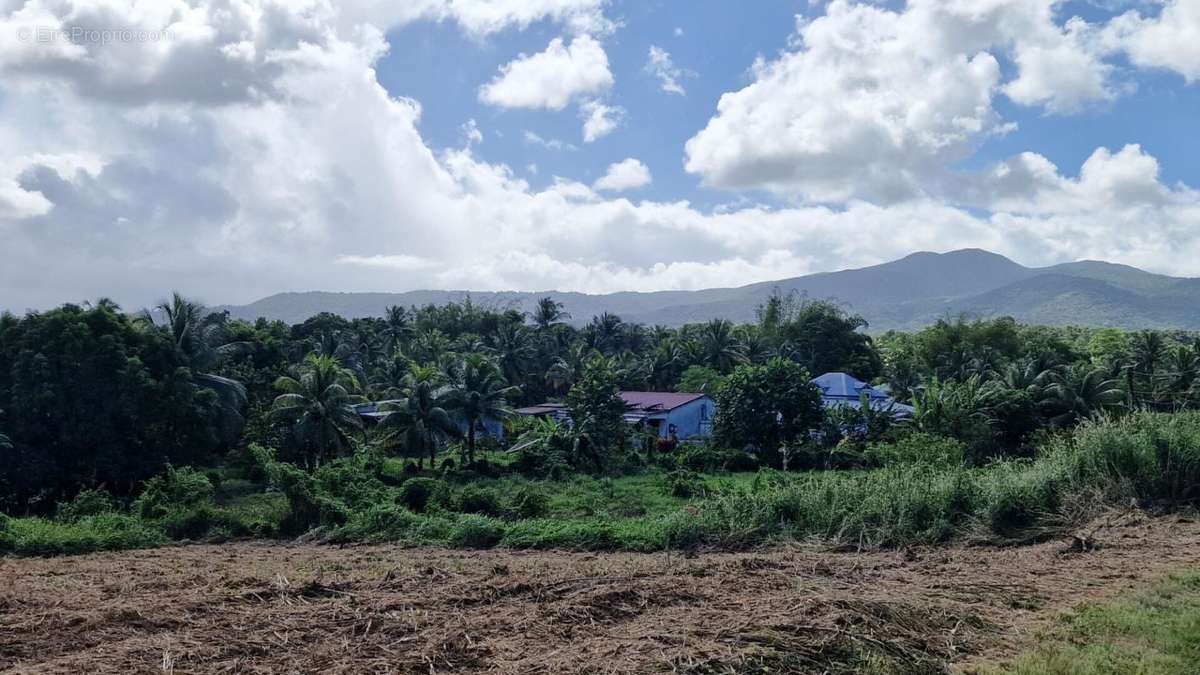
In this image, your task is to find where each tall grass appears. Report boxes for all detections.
[3,412,1199,556]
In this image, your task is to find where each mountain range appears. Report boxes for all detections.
[214,249,1200,331]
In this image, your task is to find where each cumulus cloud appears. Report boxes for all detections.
[1105,0,1200,82]
[594,158,652,192]
[479,35,612,110]
[683,0,1131,203]
[579,99,623,142]
[4,0,1200,315]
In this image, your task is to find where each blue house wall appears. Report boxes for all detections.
[650,397,715,440]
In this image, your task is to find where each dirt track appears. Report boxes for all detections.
[3,512,1199,674]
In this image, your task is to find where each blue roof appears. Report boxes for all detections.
[811,372,914,415]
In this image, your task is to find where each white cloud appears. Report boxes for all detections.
[339,0,613,38]
[645,45,689,95]
[683,0,1131,202]
[524,131,577,151]
[461,119,483,145]
[4,0,1200,314]
[579,99,623,142]
[594,158,652,192]
[479,35,612,110]
[1105,0,1200,82]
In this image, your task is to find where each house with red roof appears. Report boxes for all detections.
[516,391,716,440]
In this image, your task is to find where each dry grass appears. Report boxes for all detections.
[2,511,1198,674]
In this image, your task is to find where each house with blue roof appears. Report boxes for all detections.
[810,372,914,417]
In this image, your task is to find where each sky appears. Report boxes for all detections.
[1,0,1199,312]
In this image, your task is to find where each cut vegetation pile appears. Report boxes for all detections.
[2,511,1198,673]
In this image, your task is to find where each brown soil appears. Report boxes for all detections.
[3,511,1199,674]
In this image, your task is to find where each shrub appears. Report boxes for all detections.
[663,470,705,498]
[0,514,164,556]
[865,433,966,468]
[506,484,551,519]
[448,515,505,548]
[332,503,424,542]
[398,477,448,513]
[314,455,388,511]
[501,519,618,550]
[132,466,214,520]
[250,445,348,535]
[453,485,503,516]
[55,488,118,522]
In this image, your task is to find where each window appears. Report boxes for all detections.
[700,404,708,421]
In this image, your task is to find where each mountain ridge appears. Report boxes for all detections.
[212,250,1200,331]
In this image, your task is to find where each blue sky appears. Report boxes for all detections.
[379,0,1197,204]
[1,0,1199,310]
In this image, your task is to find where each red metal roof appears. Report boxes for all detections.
[619,391,709,412]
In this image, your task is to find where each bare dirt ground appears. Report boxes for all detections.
[3,512,1199,674]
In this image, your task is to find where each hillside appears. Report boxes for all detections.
[213,249,1200,330]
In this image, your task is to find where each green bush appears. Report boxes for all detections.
[865,433,966,468]
[453,485,502,516]
[332,503,424,542]
[448,515,506,548]
[501,518,618,550]
[313,455,388,511]
[250,445,348,535]
[662,470,705,498]
[0,513,164,556]
[506,484,550,519]
[132,466,214,520]
[398,477,448,513]
[55,488,118,522]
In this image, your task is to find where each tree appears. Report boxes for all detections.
[764,294,882,380]
[143,293,249,441]
[381,305,413,356]
[676,365,726,394]
[376,365,461,467]
[271,354,366,467]
[565,356,628,470]
[696,319,747,373]
[0,303,225,508]
[712,358,824,463]
[1042,366,1125,427]
[532,297,570,330]
[444,354,518,464]
[487,322,535,388]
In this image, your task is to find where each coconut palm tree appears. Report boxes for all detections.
[547,343,599,393]
[532,297,570,330]
[270,354,366,467]
[1042,365,1125,427]
[486,322,535,387]
[142,293,249,440]
[376,365,461,468]
[697,318,747,373]
[381,305,413,356]
[444,354,519,464]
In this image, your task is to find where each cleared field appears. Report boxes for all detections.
[2,512,1198,674]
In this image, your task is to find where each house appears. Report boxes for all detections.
[811,372,914,417]
[516,391,716,440]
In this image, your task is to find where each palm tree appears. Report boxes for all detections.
[585,312,625,354]
[381,305,413,356]
[487,322,535,387]
[1042,366,1125,427]
[142,293,249,440]
[271,354,366,467]
[532,297,570,330]
[698,319,747,373]
[1127,331,1167,407]
[444,354,519,464]
[1159,344,1200,410]
[376,365,461,468]
[547,343,598,393]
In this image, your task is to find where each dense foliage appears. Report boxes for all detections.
[4,289,1200,556]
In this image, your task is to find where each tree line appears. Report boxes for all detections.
[2,289,1198,512]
